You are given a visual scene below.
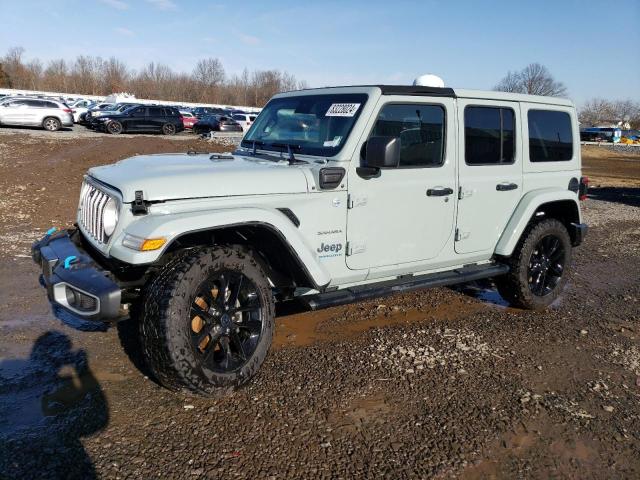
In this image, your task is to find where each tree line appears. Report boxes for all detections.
[495,63,640,128]
[0,47,307,107]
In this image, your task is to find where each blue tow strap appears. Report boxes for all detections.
[64,256,77,269]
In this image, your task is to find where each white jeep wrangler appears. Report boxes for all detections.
[32,84,588,394]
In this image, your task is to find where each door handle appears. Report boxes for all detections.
[426,187,454,197]
[496,182,518,191]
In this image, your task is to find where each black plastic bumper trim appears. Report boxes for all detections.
[32,229,123,322]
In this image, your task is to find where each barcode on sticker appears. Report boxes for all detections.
[326,103,361,117]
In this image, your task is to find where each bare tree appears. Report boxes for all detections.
[0,62,11,87]
[193,58,225,87]
[0,46,307,107]
[494,63,567,97]
[579,98,640,128]
[42,59,68,91]
[493,71,521,93]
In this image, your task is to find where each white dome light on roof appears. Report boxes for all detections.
[413,74,445,88]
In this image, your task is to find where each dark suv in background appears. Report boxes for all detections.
[193,114,243,134]
[95,105,184,135]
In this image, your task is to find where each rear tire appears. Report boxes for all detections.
[139,246,275,394]
[42,117,61,131]
[495,219,572,310]
[162,123,176,135]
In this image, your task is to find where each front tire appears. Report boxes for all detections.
[495,219,572,310]
[107,121,123,135]
[42,117,61,131]
[140,247,275,394]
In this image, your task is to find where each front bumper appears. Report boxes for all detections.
[570,222,588,247]
[32,229,124,322]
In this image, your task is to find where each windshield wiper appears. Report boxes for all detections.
[270,143,307,165]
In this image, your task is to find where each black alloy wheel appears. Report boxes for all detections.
[528,234,566,296]
[189,270,264,373]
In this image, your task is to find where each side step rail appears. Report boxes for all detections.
[300,263,509,311]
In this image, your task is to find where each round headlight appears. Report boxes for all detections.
[103,198,118,237]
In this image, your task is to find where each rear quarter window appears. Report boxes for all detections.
[528,110,573,162]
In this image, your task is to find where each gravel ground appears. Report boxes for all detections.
[0,134,638,479]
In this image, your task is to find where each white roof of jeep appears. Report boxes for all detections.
[275,85,574,107]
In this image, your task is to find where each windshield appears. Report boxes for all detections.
[242,93,368,156]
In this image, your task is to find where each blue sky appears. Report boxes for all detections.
[1,0,638,105]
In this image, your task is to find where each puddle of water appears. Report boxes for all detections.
[273,296,485,348]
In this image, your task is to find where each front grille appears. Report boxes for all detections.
[78,181,113,244]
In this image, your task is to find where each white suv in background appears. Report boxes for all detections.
[232,113,258,132]
[0,97,73,131]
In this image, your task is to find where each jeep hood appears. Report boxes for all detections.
[88,153,309,202]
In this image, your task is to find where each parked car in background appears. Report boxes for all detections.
[193,115,243,134]
[179,111,197,129]
[192,106,226,119]
[232,113,258,132]
[95,105,184,135]
[72,101,98,123]
[0,97,73,131]
[87,102,141,128]
[82,103,116,124]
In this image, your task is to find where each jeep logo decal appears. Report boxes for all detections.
[317,242,343,258]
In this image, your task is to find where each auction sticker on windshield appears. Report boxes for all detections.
[326,103,361,117]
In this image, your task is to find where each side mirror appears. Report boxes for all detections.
[365,136,401,168]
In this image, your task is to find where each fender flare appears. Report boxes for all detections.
[108,207,331,289]
[494,189,581,256]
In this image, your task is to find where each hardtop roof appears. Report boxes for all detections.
[276,85,574,107]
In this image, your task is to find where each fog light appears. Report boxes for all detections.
[64,285,97,312]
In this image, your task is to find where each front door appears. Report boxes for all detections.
[346,98,456,270]
[0,100,27,124]
[455,100,523,254]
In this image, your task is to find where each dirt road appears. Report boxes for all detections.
[0,132,638,479]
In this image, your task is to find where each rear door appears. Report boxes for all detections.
[24,100,46,125]
[455,100,523,254]
[147,107,165,131]
[126,106,147,131]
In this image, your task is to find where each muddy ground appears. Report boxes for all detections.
[0,133,638,479]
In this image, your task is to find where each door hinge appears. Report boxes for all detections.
[346,242,366,256]
[347,194,367,209]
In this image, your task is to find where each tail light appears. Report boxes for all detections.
[63,108,72,113]
[579,176,589,201]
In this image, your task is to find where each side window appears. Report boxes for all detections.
[131,107,146,117]
[528,110,573,162]
[25,100,44,108]
[45,101,59,108]
[464,106,515,165]
[148,107,163,116]
[370,103,446,167]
